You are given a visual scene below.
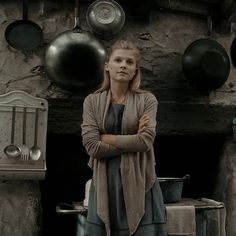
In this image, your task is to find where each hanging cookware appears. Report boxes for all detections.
[86,0,125,37]
[5,0,43,51]
[182,38,230,91]
[44,0,107,92]
[230,36,236,68]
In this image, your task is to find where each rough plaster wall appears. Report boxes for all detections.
[0,181,42,236]
[223,139,236,236]
[0,0,236,236]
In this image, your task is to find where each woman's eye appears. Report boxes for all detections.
[115,58,121,62]
[127,60,134,65]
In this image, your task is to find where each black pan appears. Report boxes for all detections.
[5,0,43,51]
[44,0,106,92]
[182,38,230,91]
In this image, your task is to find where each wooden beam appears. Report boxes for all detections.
[153,0,209,17]
[47,98,236,137]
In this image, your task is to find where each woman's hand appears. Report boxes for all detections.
[138,115,149,134]
[101,134,116,145]
[100,115,149,145]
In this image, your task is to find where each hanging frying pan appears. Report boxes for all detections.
[182,17,230,91]
[5,0,43,51]
[230,36,236,68]
[44,0,107,92]
[86,0,125,37]
[182,38,230,91]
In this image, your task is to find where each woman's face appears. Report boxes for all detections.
[105,49,137,84]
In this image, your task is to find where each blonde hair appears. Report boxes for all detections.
[95,40,146,94]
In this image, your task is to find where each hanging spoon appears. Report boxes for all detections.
[29,108,41,161]
[4,106,21,158]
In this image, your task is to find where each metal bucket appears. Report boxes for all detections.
[158,174,190,203]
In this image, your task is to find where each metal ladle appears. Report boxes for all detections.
[4,106,21,158]
[29,107,41,160]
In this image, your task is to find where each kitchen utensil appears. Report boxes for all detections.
[44,0,106,92]
[4,106,21,158]
[86,0,125,37]
[182,17,230,91]
[182,38,230,90]
[56,202,87,215]
[29,108,41,161]
[158,174,190,203]
[20,107,29,161]
[5,0,43,51]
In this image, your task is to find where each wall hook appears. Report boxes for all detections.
[232,118,236,142]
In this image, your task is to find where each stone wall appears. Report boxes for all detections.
[0,0,236,235]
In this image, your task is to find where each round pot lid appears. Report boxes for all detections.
[86,0,125,36]
[182,38,230,91]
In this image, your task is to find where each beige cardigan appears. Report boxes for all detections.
[81,90,158,235]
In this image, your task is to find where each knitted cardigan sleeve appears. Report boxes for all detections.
[114,93,157,152]
[81,94,125,159]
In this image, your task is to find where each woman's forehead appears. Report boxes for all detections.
[110,49,136,59]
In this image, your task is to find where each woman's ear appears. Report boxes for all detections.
[105,63,109,71]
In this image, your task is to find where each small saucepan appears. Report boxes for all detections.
[182,38,230,91]
[86,0,125,37]
[158,174,190,203]
[5,0,43,51]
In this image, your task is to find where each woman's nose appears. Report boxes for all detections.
[120,61,127,67]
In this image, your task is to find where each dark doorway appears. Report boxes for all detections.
[154,135,225,199]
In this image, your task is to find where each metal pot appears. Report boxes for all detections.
[86,0,125,37]
[44,0,107,92]
[5,0,43,51]
[158,174,190,203]
[182,38,230,91]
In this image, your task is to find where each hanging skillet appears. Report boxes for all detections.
[86,0,125,37]
[5,0,43,51]
[44,0,107,92]
[182,17,230,91]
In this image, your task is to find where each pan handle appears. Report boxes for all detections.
[22,0,29,21]
[74,0,82,31]
[182,174,190,181]
[56,203,87,215]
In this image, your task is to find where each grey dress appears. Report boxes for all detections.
[84,103,167,236]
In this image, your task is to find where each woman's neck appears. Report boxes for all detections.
[110,83,129,104]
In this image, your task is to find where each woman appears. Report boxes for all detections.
[81,40,166,236]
